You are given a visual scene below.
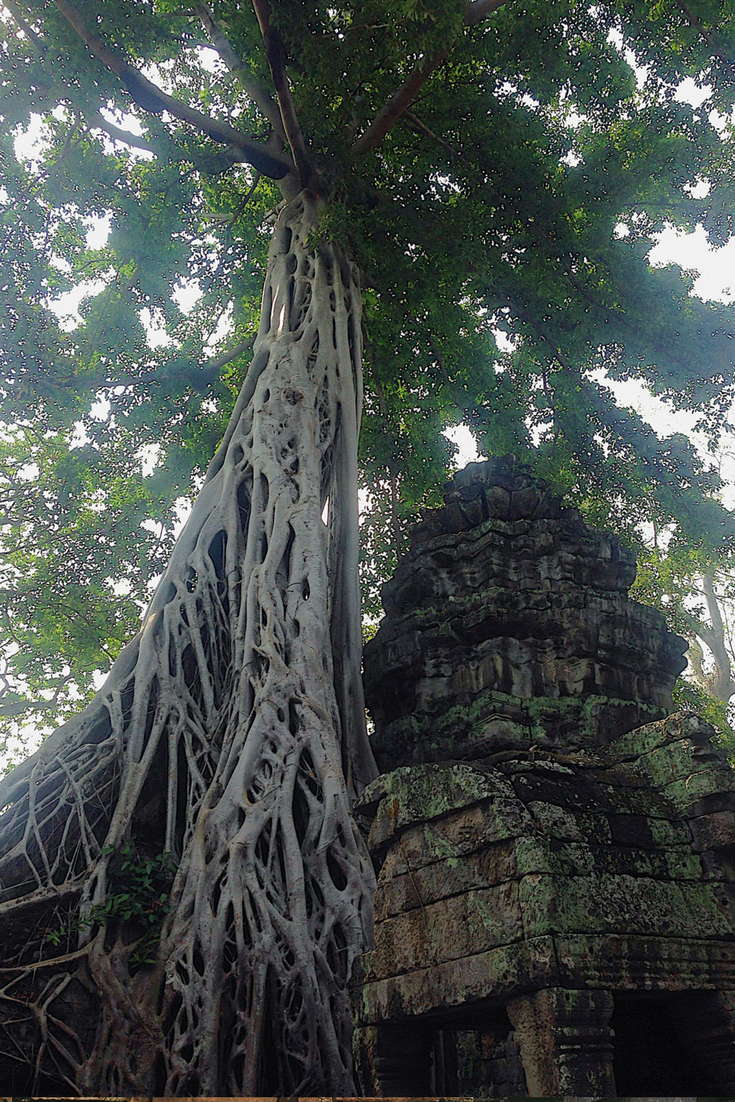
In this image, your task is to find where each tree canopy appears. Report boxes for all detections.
[2,0,735,745]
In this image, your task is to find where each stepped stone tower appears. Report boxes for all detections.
[354,458,735,1097]
[364,457,686,771]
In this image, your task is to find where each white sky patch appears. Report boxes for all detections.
[49,253,73,274]
[139,306,172,349]
[13,112,48,166]
[85,212,112,249]
[196,46,222,74]
[595,371,735,510]
[69,421,90,449]
[675,77,712,109]
[671,74,735,135]
[138,443,161,476]
[494,328,517,352]
[99,105,145,136]
[46,279,106,331]
[206,302,234,349]
[649,225,735,303]
[173,278,203,315]
[173,496,193,537]
[684,179,711,199]
[445,425,483,469]
[110,579,132,596]
[92,669,108,691]
[89,395,110,421]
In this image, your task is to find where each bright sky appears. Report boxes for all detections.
[448,189,735,498]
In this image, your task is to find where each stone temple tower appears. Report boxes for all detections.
[354,457,735,1097]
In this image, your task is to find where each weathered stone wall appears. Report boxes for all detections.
[357,458,735,1096]
[363,458,688,773]
[353,713,735,1095]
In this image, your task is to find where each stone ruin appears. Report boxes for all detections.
[353,457,735,1097]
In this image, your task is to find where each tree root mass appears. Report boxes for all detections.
[0,193,377,1096]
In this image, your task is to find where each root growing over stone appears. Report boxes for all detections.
[0,191,377,1095]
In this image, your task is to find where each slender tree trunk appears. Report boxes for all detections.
[701,573,735,705]
[0,190,377,1095]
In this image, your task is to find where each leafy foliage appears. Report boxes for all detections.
[2,0,735,743]
[45,840,175,966]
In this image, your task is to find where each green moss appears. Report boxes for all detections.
[383,692,665,760]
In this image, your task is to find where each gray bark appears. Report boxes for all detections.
[686,574,735,706]
[0,191,377,1095]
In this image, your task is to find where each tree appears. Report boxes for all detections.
[632,539,735,736]
[2,0,735,1093]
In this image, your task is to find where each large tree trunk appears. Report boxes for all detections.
[0,190,377,1095]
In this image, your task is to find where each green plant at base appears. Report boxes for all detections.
[46,840,175,966]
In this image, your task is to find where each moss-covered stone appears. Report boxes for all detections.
[518,872,735,939]
[364,458,686,772]
[357,460,735,1098]
[359,762,531,852]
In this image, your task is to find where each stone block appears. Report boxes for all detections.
[514,835,595,877]
[364,460,688,767]
[525,801,586,841]
[375,841,518,921]
[367,879,523,980]
[661,766,735,815]
[517,833,692,879]
[483,484,511,519]
[609,712,719,762]
[608,812,655,847]
[690,810,735,852]
[518,872,735,939]
[388,802,524,869]
[360,763,527,852]
[641,736,730,787]
[358,936,560,1025]
[507,986,615,1096]
[595,779,674,818]
[553,932,735,989]
[509,486,540,519]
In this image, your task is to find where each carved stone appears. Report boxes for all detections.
[356,459,735,1096]
[363,457,687,772]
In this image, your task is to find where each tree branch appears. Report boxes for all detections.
[85,111,160,157]
[103,338,254,390]
[465,0,509,25]
[205,172,262,227]
[351,50,445,158]
[52,0,294,180]
[687,633,707,683]
[402,110,461,159]
[194,3,286,140]
[2,0,44,51]
[197,338,254,383]
[672,0,733,64]
[0,697,55,718]
[0,672,74,719]
[351,0,508,158]
[250,0,313,187]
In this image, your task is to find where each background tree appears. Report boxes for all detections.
[2,0,735,1094]
[632,537,735,736]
